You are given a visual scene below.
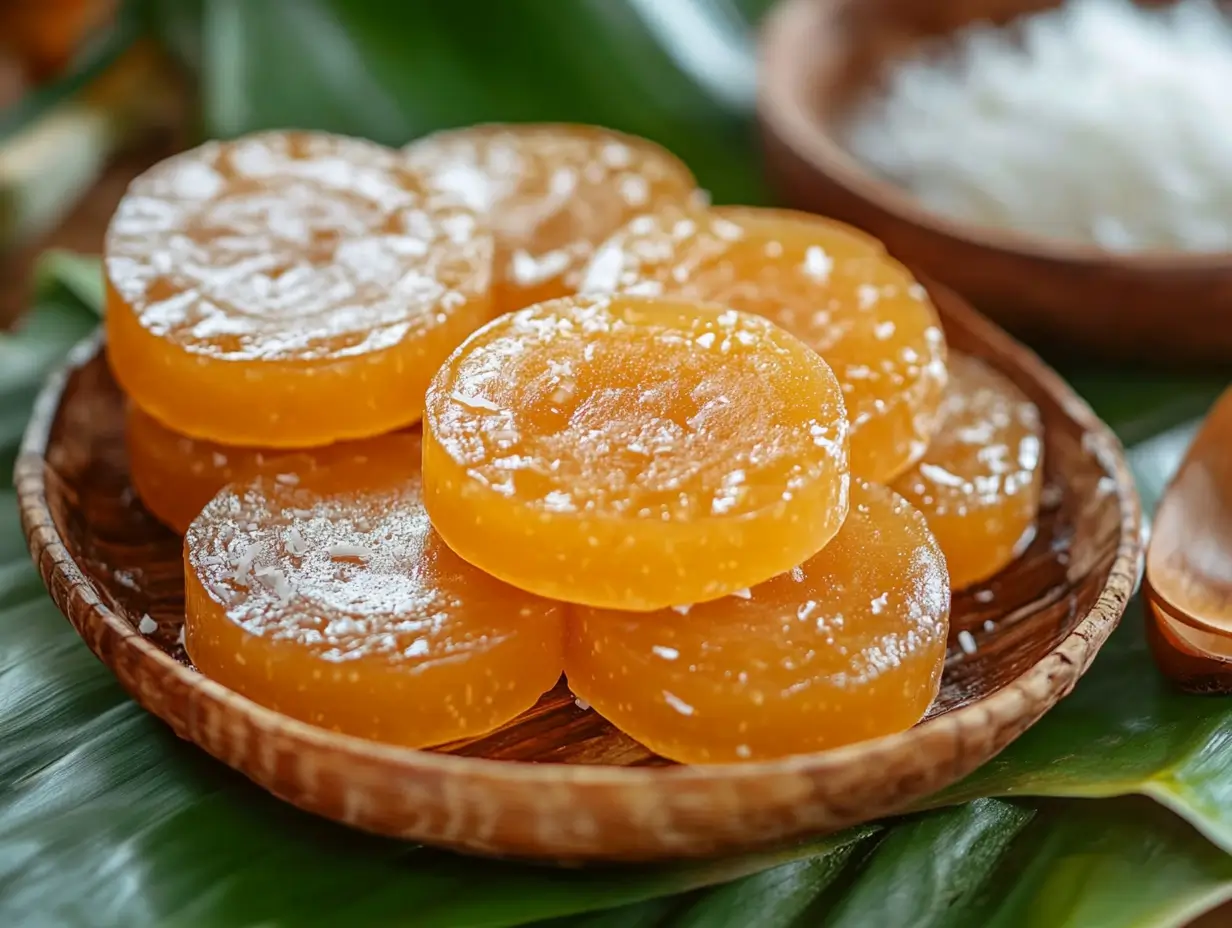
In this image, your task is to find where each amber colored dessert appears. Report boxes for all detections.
[892,354,1043,590]
[565,481,950,763]
[127,403,294,534]
[422,294,851,612]
[581,206,947,482]
[183,433,565,747]
[404,123,702,314]
[105,130,495,448]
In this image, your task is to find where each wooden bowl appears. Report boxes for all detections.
[758,0,1232,363]
[16,286,1140,862]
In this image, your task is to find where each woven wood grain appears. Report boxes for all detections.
[15,284,1140,862]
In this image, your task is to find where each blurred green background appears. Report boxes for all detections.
[1,0,780,257]
[3,2,1232,926]
[147,0,775,201]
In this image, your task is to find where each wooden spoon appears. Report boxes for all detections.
[1146,387,1232,692]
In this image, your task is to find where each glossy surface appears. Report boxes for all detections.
[581,206,947,482]
[892,353,1044,590]
[423,294,851,611]
[404,123,702,313]
[184,433,565,747]
[127,404,290,534]
[21,288,1138,857]
[565,481,950,763]
[106,130,495,447]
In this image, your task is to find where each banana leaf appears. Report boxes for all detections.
[8,1,1232,922]
[934,430,1232,856]
[544,799,1232,928]
[140,0,772,205]
[3,254,1232,926]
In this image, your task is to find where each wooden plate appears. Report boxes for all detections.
[16,285,1140,862]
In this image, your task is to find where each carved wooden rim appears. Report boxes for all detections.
[15,292,1142,862]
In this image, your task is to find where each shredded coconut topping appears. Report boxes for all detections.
[844,0,1232,252]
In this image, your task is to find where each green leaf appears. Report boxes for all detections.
[0,260,99,395]
[199,0,414,145]
[533,834,870,928]
[0,252,100,475]
[0,581,873,928]
[31,250,107,315]
[664,833,871,928]
[1062,364,1227,447]
[935,597,1232,857]
[0,458,874,927]
[3,5,1229,922]
[544,800,1232,928]
[821,800,1035,927]
[9,124,1232,928]
[147,0,770,204]
[949,799,1232,928]
[5,250,1232,926]
[928,421,1232,858]
[536,897,691,928]
[829,799,1232,928]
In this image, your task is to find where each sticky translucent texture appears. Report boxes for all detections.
[581,206,947,482]
[404,123,702,313]
[892,354,1044,590]
[127,403,290,534]
[106,130,495,447]
[422,294,851,611]
[565,481,951,763]
[184,433,565,748]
